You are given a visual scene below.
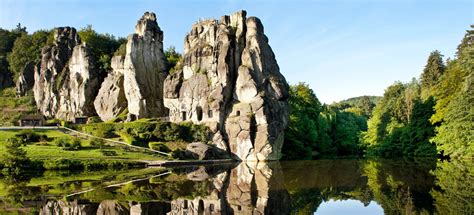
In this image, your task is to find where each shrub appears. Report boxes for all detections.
[87,116,102,123]
[54,137,70,147]
[89,138,105,148]
[61,121,72,128]
[100,150,118,156]
[81,123,117,138]
[149,142,171,152]
[53,137,81,150]
[15,129,41,143]
[118,131,146,147]
[69,138,82,150]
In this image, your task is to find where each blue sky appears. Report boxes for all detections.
[1,0,472,103]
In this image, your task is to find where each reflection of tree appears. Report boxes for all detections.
[1,174,43,207]
[286,159,438,214]
[432,160,474,214]
[362,159,436,215]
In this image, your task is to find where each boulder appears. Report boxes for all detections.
[163,10,289,161]
[123,12,168,119]
[16,61,36,96]
[94,56,127,121]
[185,142,229,160]
[33,27,100,120]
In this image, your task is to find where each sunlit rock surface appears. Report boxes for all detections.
[123,12,168,119]
[94,56,127,121]
[163,10,289,161]
[33,27,100,120]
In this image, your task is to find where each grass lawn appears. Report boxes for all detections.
[0,129,166,161]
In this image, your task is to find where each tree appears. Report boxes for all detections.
[420,50,445,98]
[430,25,474,159]
[6,29,53,80]
[78,25,124,73]
[165,46,182,73]
[0,26,26,89]
[432,74,474,159]
[282,83,322,160]
[2,137,31,174]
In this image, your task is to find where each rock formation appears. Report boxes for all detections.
[163,10,289,161]
[123,12,168,118]
[16,61,36,96]
[94,56,127,121]
[94,12,168,121]
[33,27,100,120]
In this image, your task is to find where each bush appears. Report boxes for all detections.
[15,129,42,143]
[89,138,105,148]
[61,121,72,128]
[149,142,171,152]
[54,137,70,147]
[118,131,146,147]
[81,123,118,138]
[53,137,81,150]
[69,138,82,150]
[87,116,102,123]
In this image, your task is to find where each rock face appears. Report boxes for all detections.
[94,12,168,121]
[16,61,36,96]
[33,27,100,120]
[94,56,127,121]
[123,12,168,119]
[163,10,289,161]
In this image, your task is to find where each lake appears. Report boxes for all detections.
[0,159,472,214]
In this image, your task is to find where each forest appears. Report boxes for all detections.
[283,25,473,160]
[0,24,472,161]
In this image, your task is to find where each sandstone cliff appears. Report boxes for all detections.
[16,61,36,96]
[93,56,127,121]
[33,27,100,120]
[94,12,168,121]
[163,10,289,161]
[123,12,168,118]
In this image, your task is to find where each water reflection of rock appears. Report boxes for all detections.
[169,162,291,215]
[39,162,291,215]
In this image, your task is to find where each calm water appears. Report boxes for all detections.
[0,159,473,214]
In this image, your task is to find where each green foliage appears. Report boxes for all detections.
[333,96,381,118]
[431,160,474,214]
[430,25,474,159]
[113,42,127,56]
[7,29,53,80]
[2,137,31,174]
[0,25,27,88]
[149,142,171,152]
[362,79,437,157]
[420,50,445,98]
[42,158,144,171]
[53,136,82,150]
[78,25,125,72]
[283,83,321,160]
[164,46,182,73]
[89,138,105,149]
[14,130,46,143]
[81,123,118,138]
[0,88,36,126]
[432,74,474,159]
[283,83,368,159]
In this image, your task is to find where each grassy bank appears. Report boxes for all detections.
[0,129,166,161]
